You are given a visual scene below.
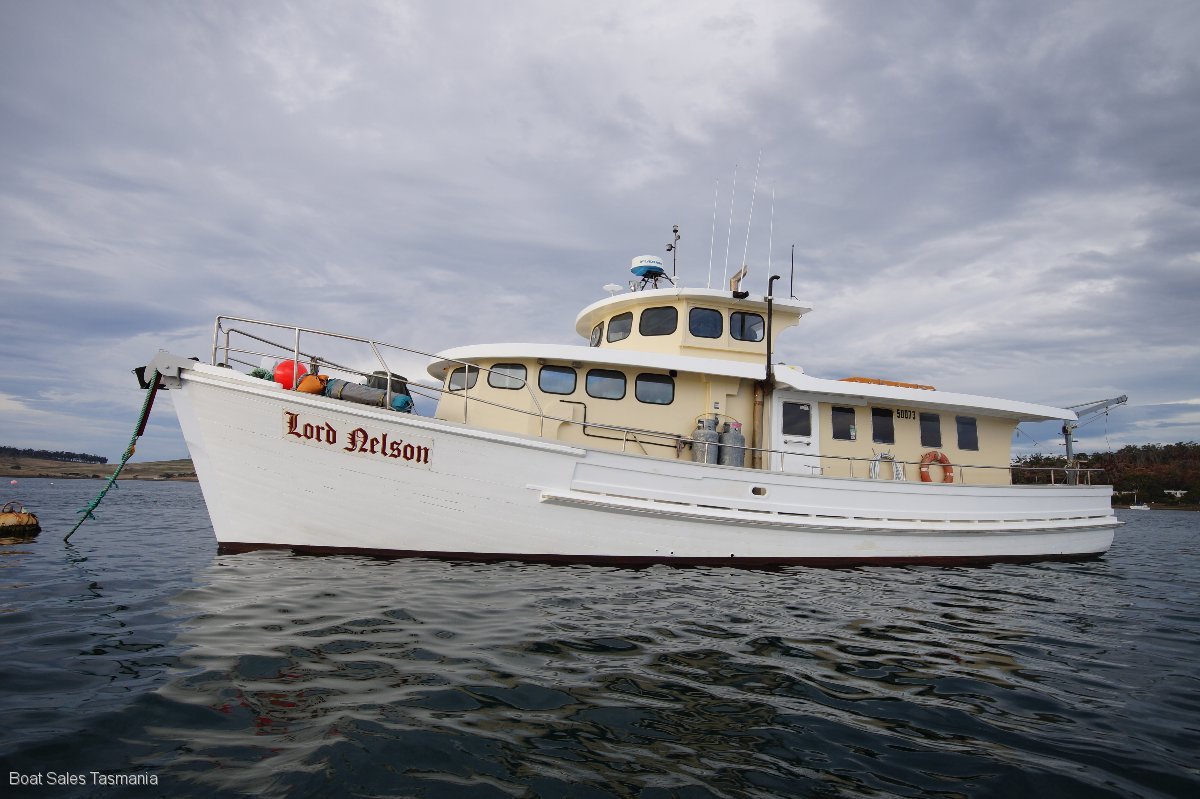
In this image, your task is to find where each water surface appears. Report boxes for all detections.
[1,479,1196,797]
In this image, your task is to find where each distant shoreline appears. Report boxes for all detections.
[0,457,197,482]
[3,459,1196,508]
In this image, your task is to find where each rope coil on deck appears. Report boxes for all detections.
[64,369,161,542]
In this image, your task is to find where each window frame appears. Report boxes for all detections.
[607,312,633,343]
[589,322,603,347]
[487,363,527,390]
[634,373,675,405]
[538,365,577,396]
[585,368,626,400]
[730,311,765,342]
[447,366,479,392]
[688,307,723,339]
[639,306,679,337]
[781,401,812,438]
[831,406,857,441]
[871,407,895,444]
[920,412,942,448]
[956,416,979,451]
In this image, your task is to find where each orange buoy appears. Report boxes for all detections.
[273,359,308,389]
[919,451,954,483]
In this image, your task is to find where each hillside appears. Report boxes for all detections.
[1013,442,1200,505]
[0,456,196,481]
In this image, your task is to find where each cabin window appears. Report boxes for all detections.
[920,412,942,448]
[730,312,765,342]
[782,402,811,437]
[831,406,857,440]
[607,312,633,343]
[589,323,603,347]
[689,307,723,339]
[539,365,576,395]
[639,306,678,336]
[872,407,895,444]
[956,416,979,451]
[488,363,527,390]
[586,369,626,400]
[447,366,478,391]
[635,373,674,405]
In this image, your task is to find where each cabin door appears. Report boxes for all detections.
[771,391,822,474]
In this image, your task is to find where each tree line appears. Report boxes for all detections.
[0,446,109,464]
[1013,442,1200,502]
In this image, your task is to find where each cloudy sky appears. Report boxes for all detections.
[2,0,1198,463]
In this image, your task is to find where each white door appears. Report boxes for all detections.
[771,391,822,473]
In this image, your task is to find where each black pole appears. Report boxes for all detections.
[666,225,680,279]
[789,244,795,298]
[766,274,781,389]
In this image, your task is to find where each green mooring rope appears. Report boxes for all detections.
[65,369,161,542]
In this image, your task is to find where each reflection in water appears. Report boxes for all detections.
[142,550,1191,798]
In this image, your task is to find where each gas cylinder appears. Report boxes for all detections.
[719,421,746,467]
[691,418,720,464]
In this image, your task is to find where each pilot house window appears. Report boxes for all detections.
[688,307,723,339]
[589,323,603,347]
[730,312,765,342]
[639,306,678,336]
[448,366,479,391]
[487,363,527,390]
[607,312,632,343]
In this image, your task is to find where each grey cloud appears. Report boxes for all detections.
[1,0,1197,461]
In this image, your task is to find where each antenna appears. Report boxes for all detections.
[741,150,762,274]
[767,185,775,292]
[665,225,680,281]
[789,244,796,298]
[707,179,719,289]
[722,164,738,289]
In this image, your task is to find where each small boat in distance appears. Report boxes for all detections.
[1129,491,1151,510]
[142,253,1122,565]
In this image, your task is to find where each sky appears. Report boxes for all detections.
[2,0,1198,463]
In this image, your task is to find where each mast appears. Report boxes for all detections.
[1062,395,1128,484]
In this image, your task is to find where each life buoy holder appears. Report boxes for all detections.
[919,450,954,483]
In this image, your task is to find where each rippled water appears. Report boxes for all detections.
[1,479,1197,798]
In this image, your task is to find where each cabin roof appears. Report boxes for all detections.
[426,343,765,381]
[424,347,1075,421]
[775,366,1075,422]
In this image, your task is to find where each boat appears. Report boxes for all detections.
[1129,492,1151,510]
[0,500,40,540]
[141,254,1121,565]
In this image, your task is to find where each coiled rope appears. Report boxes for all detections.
[65,369,160,541]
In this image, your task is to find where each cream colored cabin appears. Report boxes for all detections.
[428,286,1064,486]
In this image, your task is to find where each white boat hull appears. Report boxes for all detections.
[169,362,1118,565]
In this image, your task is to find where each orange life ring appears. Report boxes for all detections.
[919,450,954,483]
